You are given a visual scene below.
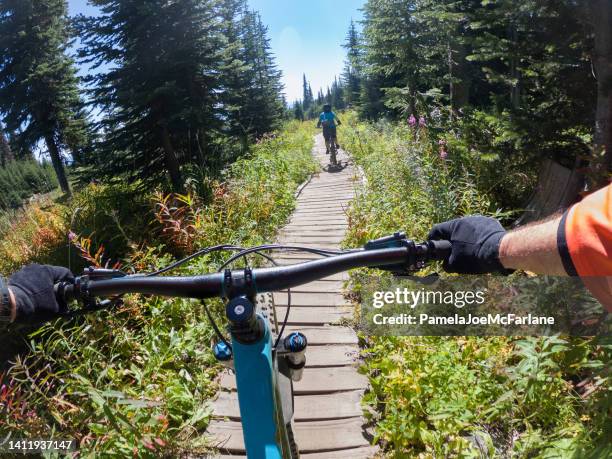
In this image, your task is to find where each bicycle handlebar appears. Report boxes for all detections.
[56,237,452,305]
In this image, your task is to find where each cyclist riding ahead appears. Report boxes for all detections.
[316,104,341,165]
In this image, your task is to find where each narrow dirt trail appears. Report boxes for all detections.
[209,134,377,458]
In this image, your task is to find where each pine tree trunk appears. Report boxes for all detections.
[509,24,520,109]
[448,42,454,117]
[0,131,13,167]
[452,43,470,109]
[160,124,183,192]
[590,0,612,177]
[44,133,71,196]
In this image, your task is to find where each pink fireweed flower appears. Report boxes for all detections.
[419,116,426,127]
[408,115,416,127]
[438,139,446,146]
[439,149,448,159]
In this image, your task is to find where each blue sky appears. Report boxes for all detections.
[67,1,364,102]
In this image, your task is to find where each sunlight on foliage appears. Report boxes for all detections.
[340,111,611,458]
[0,121,318,457]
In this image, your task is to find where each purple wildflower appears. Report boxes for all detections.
[419,116,426,127]
[408,115,416,127]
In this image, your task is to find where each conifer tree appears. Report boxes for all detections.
[218,0,251,147]
[331,77,345,110]
[0,127,13,167]
[239,10,284,138]
[342,20,363,107]
[302,74,314,115]
[588,0,612,175]
[0,0,89,195]
[293,101,304,121]
[77,0,224,191]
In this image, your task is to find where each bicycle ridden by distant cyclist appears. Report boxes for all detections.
[316,104,341,166]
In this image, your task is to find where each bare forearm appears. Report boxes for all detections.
[499,215,567,275]
[9,288,16,322]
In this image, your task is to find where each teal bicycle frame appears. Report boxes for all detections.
[231,317,289,458]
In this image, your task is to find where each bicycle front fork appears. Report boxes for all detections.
[211,296,307,458]
[213,330,307,382]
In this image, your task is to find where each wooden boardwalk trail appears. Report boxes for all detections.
[208,134,377,458]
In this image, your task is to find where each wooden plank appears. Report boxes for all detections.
[220,367,367,394]
[273,280,344,292]
[289,217,348,224]
[297,192,354,198]
[301,344,360,367]
[296,195,353,202]
[278,228,346,234]
[296,188,352,194]
[300,447,378,458]
[279,225,346,237]
[272,306,349,325]
[211,390,364,421]
[274,240,343,248]
[281,284,345,293]
[284,226,348,233]
[290,203,348,209]
[280,227,348,233]
[296,197,351,204]
[208,418,370,453]
[300,181,354,188]
[296,198,353,205]
[290,213,347,220]
[272,292,348,307]
[265,269,349,282]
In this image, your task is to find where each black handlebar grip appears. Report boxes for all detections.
[427,240,452,261]
[54,281,75,305]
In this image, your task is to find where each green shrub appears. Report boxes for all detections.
[0,121,318,456]
[340,111,610,458]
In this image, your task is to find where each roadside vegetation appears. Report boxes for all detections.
[339,112,610,458]
[0,122,317,457]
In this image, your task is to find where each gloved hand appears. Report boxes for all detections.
[428,216,509,274]
[8,264,74,322]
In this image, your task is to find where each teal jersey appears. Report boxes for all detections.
[319,111,337,127]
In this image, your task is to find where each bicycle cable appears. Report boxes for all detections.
[140,243,353,352]
[219,244,352,267]
[220,244,355,348]
[145,244,243,276]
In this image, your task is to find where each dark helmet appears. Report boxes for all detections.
[323,104,332,112]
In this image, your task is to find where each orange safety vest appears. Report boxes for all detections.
[559,183,612,310]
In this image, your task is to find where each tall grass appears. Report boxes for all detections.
[0,120,318,457]
[339,112,610,458]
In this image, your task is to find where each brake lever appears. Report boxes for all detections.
[64,297,124,319]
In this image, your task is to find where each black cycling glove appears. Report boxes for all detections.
[428,216,508,274]
[8,264,74,322]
